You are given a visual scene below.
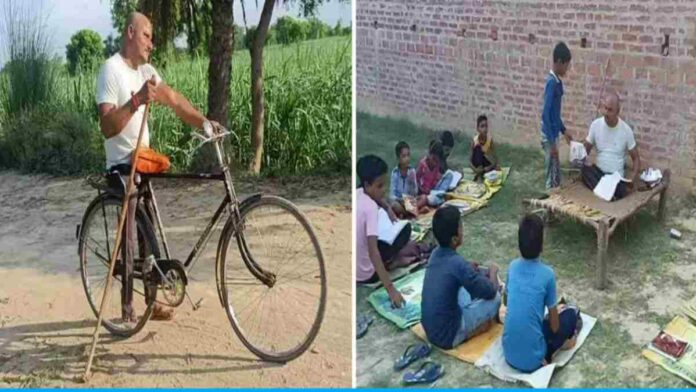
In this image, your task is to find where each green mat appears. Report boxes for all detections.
[367,269,425,329]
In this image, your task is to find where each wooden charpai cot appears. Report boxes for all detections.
[523,169,670,290]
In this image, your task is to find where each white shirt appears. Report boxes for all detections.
[96,53,162,169]
[586,116,637,176]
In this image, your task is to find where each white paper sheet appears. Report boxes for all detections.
[593,172,621,201]
[569,141,587,163]
[444,169,463,190]
[377,208,409,245]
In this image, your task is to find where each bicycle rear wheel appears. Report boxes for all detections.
[218,195,327,362]
[78,195,158,337]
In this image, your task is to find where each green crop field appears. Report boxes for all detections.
[0,36,351,176]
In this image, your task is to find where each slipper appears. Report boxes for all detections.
[394,343,431,371]
[356,313,373,339]
[402,361,444,384]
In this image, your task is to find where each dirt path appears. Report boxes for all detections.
[0,171,352,387]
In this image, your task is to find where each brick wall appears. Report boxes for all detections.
[356,0,696,191]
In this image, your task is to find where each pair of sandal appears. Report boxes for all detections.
[394,343,444,385]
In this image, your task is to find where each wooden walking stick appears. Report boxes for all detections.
[82,102,151,382]
[596,57,612,115]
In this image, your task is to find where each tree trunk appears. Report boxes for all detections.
[207,0,233,127]
[249,0,275,174]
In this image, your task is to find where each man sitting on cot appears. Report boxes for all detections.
[581,91,642,201]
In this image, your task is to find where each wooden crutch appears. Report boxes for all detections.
[82,102,151,382]
[596,57,612,116]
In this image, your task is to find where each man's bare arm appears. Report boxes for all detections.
[155,83,207,129]
[98,77,157,139]
[583,140,593,156]
[628,146,642,182]
[98,101,136,139]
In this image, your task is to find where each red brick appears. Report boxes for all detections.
[357,1,696,189]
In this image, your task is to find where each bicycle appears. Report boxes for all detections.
[75,126,327,362]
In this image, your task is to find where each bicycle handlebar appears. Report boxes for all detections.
[191,125,232,146]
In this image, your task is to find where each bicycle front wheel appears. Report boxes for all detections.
[218,195,327,362]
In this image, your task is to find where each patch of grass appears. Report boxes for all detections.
[356,112,691,388]
[0,104,103,175]
[0,1,57,119]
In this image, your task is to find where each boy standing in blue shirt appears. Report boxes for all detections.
[503,214,581,372]
[421,206,501,349]
[541,42,574,189]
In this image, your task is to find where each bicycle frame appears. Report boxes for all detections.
[137,134,243,273]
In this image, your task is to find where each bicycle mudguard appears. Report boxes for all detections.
[214,192,263,308]
[239,193,263,210]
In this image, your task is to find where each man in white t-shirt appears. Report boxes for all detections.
[581,91,642,201]
[96,12,217,322]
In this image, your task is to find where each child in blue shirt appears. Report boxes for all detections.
[503,214,581,372]
[421,206,501,349]
[389,141,419,218]
[541,42,574,189]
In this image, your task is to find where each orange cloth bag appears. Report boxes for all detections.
[135,147,170,173]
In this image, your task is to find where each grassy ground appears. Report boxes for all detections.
[356,112,696,388]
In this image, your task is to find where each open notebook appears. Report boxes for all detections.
[443,169,463,190]
[378,208,409,245]
[593,172,631,201]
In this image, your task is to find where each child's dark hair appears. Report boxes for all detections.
[429,140,444,159]
[476,114,488,127]
[439,131,454,148]
[553,42,571,64]
[357,155,388,188]
[429,140,447,171]
[518,214,544,259]
[433,205,461,247]
[395,141,410,158]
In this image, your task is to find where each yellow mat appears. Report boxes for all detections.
[641,316,696,385]
[411,322,503,364]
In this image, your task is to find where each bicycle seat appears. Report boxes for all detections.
[84,165,142,196]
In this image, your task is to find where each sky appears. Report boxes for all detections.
[0,0,352,66]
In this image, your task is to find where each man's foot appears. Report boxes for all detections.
[152,304,174,321]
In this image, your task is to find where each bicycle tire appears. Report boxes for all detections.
[217,195,327,362]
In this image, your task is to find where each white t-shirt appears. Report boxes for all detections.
[586,117,636,176]
[96,53,162,169]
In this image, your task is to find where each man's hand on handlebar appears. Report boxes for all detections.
[194,120,229,145]
[202,119,222,137]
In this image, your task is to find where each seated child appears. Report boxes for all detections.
[417,141,453,207]
[470,115,500,181]
[389,141,419,218]
[438,130,455,162]
[356,155,412,307]
[503,214,582,372]
[421,205,501,349]
[417,140,445,195]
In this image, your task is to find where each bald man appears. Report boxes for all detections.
[581,92,642,201]
[96,12,216,322]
